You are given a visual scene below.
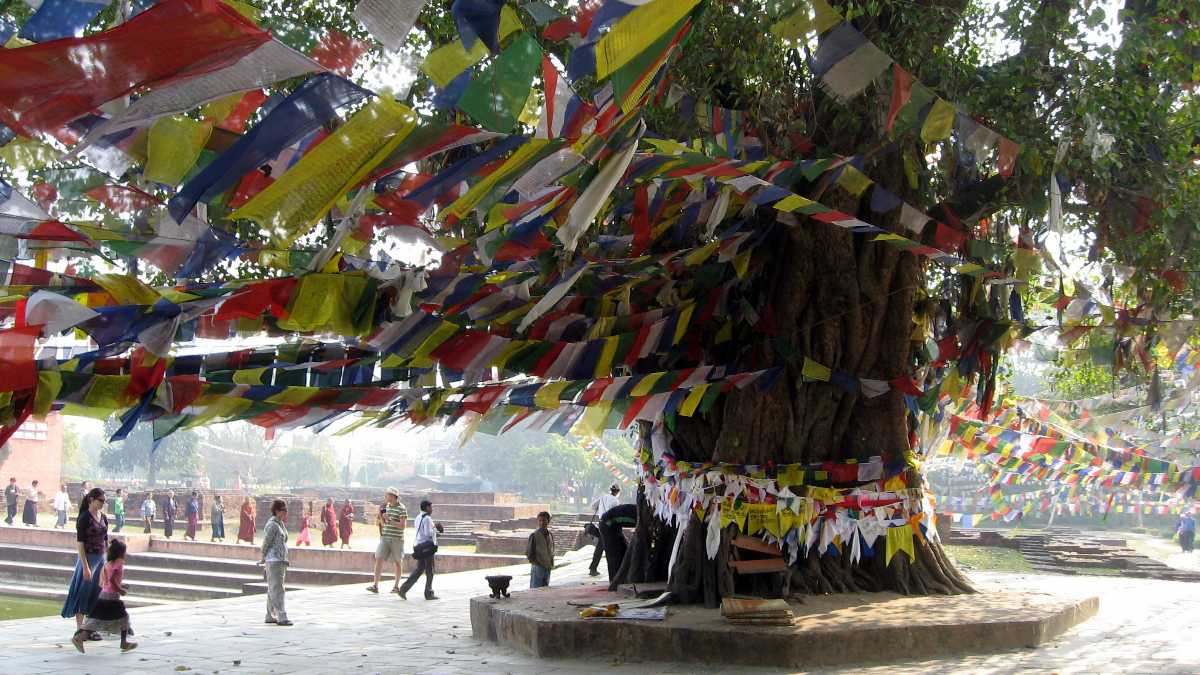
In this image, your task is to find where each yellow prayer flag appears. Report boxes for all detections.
[232,367,267,385]
[144,115,213,187]
[575,401,613,437]
[443,139,548,220]
[678,384,708,417]
[771,0,842,39]
[82,375,134,409]
[682,241,718,267]
[630,372,665,397]
[801,357,831,382]
[593,336,620,378]
[534,380,570,409]
[267,387,319,406]
[773,194,815,212]
[920,98,956,144]
[231,97,415,247]
[276,274,376,336]
[201,92,246,124]
[92,274,160,305]
[34,371,62,417]
[732,248,752,278]
[595,0,701,80]
[421,39,489,87]
[836,165,873,197]
[409,321,461,362]
[0,137,60,171]
[673,302,694,345]
[185,397,252,427]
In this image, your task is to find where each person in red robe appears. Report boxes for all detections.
[237,497,255,544]
[338,499,354,549]
[320,498,337,548]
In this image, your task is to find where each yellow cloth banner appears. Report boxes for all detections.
[673,302,695,345]
[231,97,415,247]
[144,115,213,187]
[276,274,377,336]
[920,98,956,144]
[630,372,664,397]
[836,165,873,197]
[773,193,815,212]
[232,367,267,385]
[771,0,842,39]
[885,524,915,565]
[443,139,549,221]
[593,336,620,378]
[595,0,700,80]
[575,400,613,437]
[267,386,319,406]
[0,137,60,171]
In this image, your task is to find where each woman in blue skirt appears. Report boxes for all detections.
[61,488,109,639]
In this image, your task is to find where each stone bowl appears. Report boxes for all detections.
[486,574,513,599]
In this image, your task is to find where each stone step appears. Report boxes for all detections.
[0,544,378,587]
[0,581,169,607]
[0,560,241,601]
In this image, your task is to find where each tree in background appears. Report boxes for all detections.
[98,419,201,486]
[271,446,338,487]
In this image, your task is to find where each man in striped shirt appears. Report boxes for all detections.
[366,487,407,594]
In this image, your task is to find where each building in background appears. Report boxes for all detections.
[0,413,63,490]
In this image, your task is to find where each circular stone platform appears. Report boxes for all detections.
[470,579,1098,670]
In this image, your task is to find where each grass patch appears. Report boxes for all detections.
[0,594,61,621]
[945,544,1033,573]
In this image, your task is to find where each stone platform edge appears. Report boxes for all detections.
[470,589,1099,670]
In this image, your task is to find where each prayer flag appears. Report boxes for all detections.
[458,32,543,132]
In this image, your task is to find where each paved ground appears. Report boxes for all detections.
[3,546,1198,674]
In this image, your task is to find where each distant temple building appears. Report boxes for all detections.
[0,413,63,490]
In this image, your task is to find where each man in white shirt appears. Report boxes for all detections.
[52,485,70,528]
[587,485,621,576]
[398,499,443,600]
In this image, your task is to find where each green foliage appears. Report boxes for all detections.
[270,446,338,487]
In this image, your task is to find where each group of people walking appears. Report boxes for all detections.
[6,477,46,527]
[57,485,448,654]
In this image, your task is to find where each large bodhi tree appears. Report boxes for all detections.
[9,0,1194,600]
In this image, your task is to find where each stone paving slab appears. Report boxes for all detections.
[1,546,1198,674]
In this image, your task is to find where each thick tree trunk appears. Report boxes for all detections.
[651,207,972,600]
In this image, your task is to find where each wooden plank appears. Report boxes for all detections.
[731,536,782,556]
[729,558,788,574]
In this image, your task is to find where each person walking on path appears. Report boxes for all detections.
[1177,509,1197,553]
[320,498,337,548]
[367,487,406,594]
[587,484,621,576]
[526,511,555,588]
[5,477,18,525]
[141,493,155,533]
[338,499,354,549]
[184,491,200,541]
[238,497,256,544]
[53,484,70,529]
[296,505,312,546]
[71,539,136,653]
[210,495,225,542]
[258,499,291,626]
[22,480,40,526]
[111,489,124,533]
[162,491,177,539]
[62,488,108,638]
[398,500,442,600]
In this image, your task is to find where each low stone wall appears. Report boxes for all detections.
[0,524,151,552]
[146,538,524,574]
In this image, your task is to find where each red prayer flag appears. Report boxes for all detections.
[309,30,369,77]
[0,0,270,136]
[886,64,914,133]
[0,326,39,392]
[216,90,268,133]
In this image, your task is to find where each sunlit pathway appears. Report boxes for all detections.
[3,547,1197,674]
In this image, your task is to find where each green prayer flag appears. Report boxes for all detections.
[458,32,543,132]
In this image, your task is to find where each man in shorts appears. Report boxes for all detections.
[366,487,407,594]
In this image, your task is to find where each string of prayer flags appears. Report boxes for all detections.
[230,96,416,246]
[74,40,324,154]
[0,0,271,136]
